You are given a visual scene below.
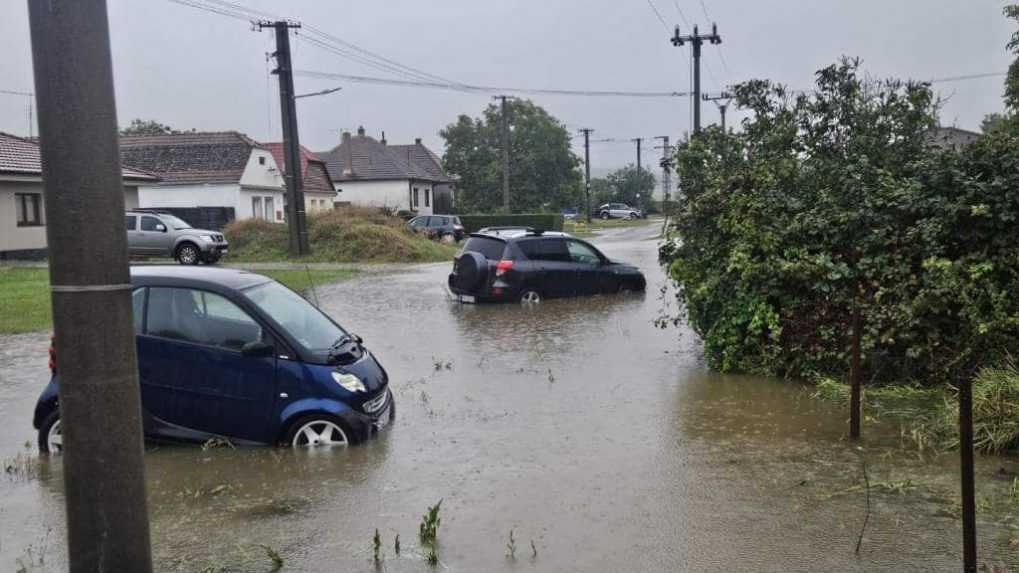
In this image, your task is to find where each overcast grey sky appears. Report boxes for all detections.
[0,0,1013,170]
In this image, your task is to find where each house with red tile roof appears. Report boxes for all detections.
[0,131,157,257]
[263,143,337,214]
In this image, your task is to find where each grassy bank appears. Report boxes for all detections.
[811,362,1019,455]
[0,266,355,335]
[226,208,459,263]
[563,217,655,237]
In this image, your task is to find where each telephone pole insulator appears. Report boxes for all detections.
[670,23,723,135]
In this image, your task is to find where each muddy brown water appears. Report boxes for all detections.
[2,223,1017,572]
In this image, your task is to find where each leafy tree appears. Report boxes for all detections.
[660,58,1019,391]
[980,113,1008,134]
[605,165,656,209]
[1006,5,1019,111]
[120,118,176,136]
[440,100,582,213]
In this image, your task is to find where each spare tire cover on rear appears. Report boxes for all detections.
[455,251,487,291]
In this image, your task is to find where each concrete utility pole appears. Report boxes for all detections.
[632,137,644,211]
[27,1,153,571]
[579,128,593,223]
[258,20,310,256]
[671,24,722,135]
[655,135,673,204]
[495,95,512,212]
[702,91,733,132]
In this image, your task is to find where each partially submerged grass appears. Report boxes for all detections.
[0,266,353,334]
[811,361,1019,454]
[226,207,459,263]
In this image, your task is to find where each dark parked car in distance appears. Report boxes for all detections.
[448,230,646,303]
[35,266,394,453]
[408,215,466,241]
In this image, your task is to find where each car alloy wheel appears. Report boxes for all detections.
[520,290,542,304]
[601,212,610,220]
[46,419,63,454]
[177,244,200,265]
[291,419,349,448]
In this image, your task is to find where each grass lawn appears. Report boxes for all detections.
[564,217,657,237]
[0,266,356,335]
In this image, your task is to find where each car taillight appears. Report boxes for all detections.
[48,335,56,374]
[495,259,514,277]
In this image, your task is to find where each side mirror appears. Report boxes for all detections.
[155,223,167,232]
[352,333,364,345]
[241,340,274,357]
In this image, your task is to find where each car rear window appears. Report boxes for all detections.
[517,238,569,261]
[462,236,506,260]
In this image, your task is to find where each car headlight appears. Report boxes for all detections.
[331,371,366,392]
[199,235,214,243]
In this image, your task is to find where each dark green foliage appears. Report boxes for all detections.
[456,214,564,233]
[660,58,1019,386]
[589,165,656,211]
[1006,5,1019,111]
[441,99,582,213]
[120,118,178,136]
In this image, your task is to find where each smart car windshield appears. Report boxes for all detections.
[244,280,346,353]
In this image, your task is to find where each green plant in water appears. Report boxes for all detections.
[506,529,516,560]
[419,499,442,544]
[394,534,401,555]
[530,539,538,559]
[372,528,381,563]
[259,544,283,571]
[1010,477,1019,504]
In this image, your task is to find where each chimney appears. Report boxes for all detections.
[357,125,365,136]
[380,130,387,145]
[341,131,354,176]
[415,138,422,145]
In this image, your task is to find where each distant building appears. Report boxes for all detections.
[317,127,452,215]
[264,143,337,214]
[120,131,286,224]
[928,126,981,150]
[0,131,156,257]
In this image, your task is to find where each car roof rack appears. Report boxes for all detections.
[129,208,173,214]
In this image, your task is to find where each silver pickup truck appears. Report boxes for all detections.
[125,210,229,265]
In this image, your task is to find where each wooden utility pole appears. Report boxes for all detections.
[579,128,593,222]
[495,95,512,212]
[959,374,978,572]
[258,20,310,256]
[655,135,672,203]
[671,24,722,134]
[27,1,153,570]
[849,304,862,439]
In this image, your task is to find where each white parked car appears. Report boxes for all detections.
[597,203,642,220]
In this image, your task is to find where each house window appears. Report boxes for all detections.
[15,193,43,227]
[276,209,283,221]
[413,187,420,208]
[258,156,266,166]
[425,189,431,207]
[264,197,274,220]
[252,196,263,220]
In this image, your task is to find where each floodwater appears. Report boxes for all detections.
[2,222,1017,572]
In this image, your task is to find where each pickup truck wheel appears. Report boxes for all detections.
[629,213,639,220]
[600,212,610,220]
[175,243,201,265]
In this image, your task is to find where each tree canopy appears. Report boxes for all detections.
[589,165,655,209]
[120,119,177,136]
[440,99,582,213]
[660,58,1019,385]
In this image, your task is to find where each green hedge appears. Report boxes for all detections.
[457,214,564,233]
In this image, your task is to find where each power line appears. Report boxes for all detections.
[0,89,33,97]
[929,71,1007,84]
[294,69,691,98]
[670,0,691,27]
[645,0,671,32]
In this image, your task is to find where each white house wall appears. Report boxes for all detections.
[239,188,286,222]
[240,149,285,189]
[0,180,141,253]
[138,183,238,209]
[335,179,434,215]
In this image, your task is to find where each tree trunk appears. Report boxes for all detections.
[959,375,977,572]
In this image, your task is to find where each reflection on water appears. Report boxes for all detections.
[0,224,1017,571]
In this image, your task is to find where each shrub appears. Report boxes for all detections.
[223,207,457,263]
[457,213,563,233]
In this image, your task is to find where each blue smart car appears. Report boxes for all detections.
[34,266,394,452]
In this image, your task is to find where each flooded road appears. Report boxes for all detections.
[2,221,1017,572]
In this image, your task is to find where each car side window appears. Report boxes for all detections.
[125,215,137,231]
[567,240,601,265]
[145,287,262,351]
[131,287,146,334]
[518,238,570,261]
[140,216,162,231]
